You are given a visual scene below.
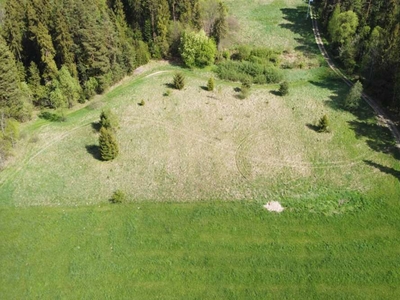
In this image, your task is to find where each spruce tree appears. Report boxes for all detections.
[173,72,185,90]
[318,114,330,132]
[0,37,29,121]
[99,127,119,161]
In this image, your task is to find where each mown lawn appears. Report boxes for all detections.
[1,201,400,299]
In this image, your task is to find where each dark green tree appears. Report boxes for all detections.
[99,127,119,161]
[173,72,185,90]
[279,81,289,96]
[318,114,330,132]
[0,36,31,121]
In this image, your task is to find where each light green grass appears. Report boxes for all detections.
[1,0,400,298]
[1,202,400,299]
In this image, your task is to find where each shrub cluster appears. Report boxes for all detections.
[216,61,283,84]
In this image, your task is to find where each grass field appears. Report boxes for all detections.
[1,0,400,298]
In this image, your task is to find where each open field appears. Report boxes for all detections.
[1,0,400,298]
[1,202,400,299]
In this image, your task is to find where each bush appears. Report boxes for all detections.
[173,72,185,90]
[279,81,289,96]
[216,61,282,84]
[179,30,216,68]
[99,127,119,161]
[110,189,126,204]
[207,77,215,91]
[318,114,330,132]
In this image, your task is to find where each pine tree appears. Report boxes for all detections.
[99,127,119,161]
[173,72,185,90]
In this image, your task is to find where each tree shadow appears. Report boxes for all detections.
[164,83,175,89]
[270,90,281,96]
[348,120,400,160]
[91,121,101,132]
[200,86,209,91]
[86,145,101,161]
[306,123,320,132]
[279,6,320,56]
[364,160,400,181]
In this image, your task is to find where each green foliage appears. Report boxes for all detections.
[179,30,217,68]
[99,127,119,161]
[279,81,289,96]
[318,114,330,132]
[109,189,126,203]
[207,77,215,91]
[344,81,363,110]
[216,60,283,84]
[57,66,82,108]
[328,10,359,45]
[100,109,119,131]
[83,78,99,100]
[173,72,185,90]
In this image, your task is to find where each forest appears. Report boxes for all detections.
[315,0,400,111]
[0,0,227,163]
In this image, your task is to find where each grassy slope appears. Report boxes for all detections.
[1,0,400,298]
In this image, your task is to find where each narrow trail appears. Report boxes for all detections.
[310,7,400,149]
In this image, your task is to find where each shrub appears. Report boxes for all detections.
[318,114,330,132]
[179,30,216,68]
[236,45,251,61]
[99,127,119,161]
[110,189,126,204]
[163,90,172,96]
[173,72,185,90]
[239,80,251,99]
[279,81,289,96]
[207,77,215,91]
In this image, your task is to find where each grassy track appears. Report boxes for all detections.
[1,0,400,298]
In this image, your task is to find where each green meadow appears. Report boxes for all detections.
[1,0,400,298]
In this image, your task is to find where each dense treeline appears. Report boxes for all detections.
[314,0,400,113]
[0,0,228,165]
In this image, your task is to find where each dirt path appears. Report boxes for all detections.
[310,7,400,149]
